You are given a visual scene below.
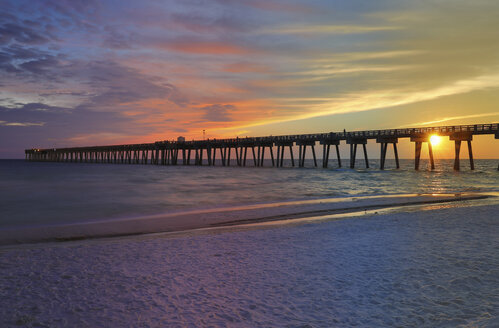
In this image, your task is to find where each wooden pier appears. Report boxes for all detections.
[26,123,499,170]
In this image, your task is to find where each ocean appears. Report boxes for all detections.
[1,158,498,229]
[1,158,498,327]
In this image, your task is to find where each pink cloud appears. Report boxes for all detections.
[160,39,250,55]
[223,61,271,73]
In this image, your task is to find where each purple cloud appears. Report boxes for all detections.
[200,104,236,122]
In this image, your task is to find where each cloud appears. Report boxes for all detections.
[403,112,499,127]
[0,23,51,45]
[0,101,133,147]
[0,120,45,127]
[1,54,189,109]
[73,60,189,109]
[101,25,137,49]
[0,5,60,47]
[264,24,400,35]
[223,61,271,73]
[0,45,65,80]
[257,72,499,127]
[42,0,102,29]
[240,0,316,14]
[158,38,250,55]
[169,12,253,34]
[19,56,62,75]
[39,90,94,97]
[199,104,236,122]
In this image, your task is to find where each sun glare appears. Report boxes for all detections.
[430,135,441,146]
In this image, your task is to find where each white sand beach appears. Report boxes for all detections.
[1,200,498,327]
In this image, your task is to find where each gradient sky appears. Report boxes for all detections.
[1,0,498,158]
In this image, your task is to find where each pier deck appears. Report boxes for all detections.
[26,123,499,170]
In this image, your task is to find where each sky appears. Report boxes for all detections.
[1,0,499,158]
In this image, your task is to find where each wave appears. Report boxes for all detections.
[1,192,496,246]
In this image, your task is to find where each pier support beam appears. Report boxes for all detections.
[411,136,434,170]
[243,147,248,166]
[207,147,213,166]
[296,140,316,167]
[322,144,329,168]
[269,146,274,167]
[376,137,399,170]
[238,147,244,166]
[275,141,294,167]
[252,142,273,167]
[262,146,266,167]
[320,139,340,168]
[346,138,368,169]
[234,147,240,166]
[496,132,499,171]
[450,133,474,171]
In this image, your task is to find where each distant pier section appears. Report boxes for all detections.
[26,123,499,170]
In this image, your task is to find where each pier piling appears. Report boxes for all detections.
[411,136,434,170]
[347,137,368,169]
[450,133,474,170]
[376,137,399,170]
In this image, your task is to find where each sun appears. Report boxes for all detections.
[430,135,442,146]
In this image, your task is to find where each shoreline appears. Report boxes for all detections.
[1,192,496,246]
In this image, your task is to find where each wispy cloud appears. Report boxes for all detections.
[226,71,499,130]
[264,24,400,35]
[404,112,499,127]
[158,39,250,55]
[0,120,45,126]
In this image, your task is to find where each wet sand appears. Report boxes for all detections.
[0,193,491,245]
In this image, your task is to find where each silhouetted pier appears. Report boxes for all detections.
[26,123,499,170]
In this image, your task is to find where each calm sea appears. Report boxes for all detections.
[1,159,498,229]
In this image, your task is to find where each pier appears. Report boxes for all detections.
[26,123,499,170]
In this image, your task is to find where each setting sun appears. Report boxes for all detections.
[430,135,442,146]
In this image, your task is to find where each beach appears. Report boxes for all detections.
[3,0,499,326]
[1,200,498,327]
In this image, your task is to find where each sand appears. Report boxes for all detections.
[1,200,498,327]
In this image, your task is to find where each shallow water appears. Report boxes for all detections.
[1,159,498,228]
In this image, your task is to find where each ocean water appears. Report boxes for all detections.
[1,159,498,229]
